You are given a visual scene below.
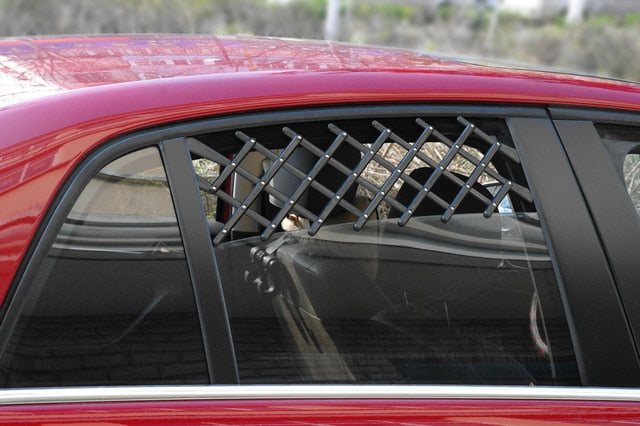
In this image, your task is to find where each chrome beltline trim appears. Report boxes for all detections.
[0,385,639,405]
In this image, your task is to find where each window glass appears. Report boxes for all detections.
[0,147,208,387]
[624,153,640,213]
[193,158,220,218]
[191,116,580,385]
[597,123,640,215]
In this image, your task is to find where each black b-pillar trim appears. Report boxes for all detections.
[508,117,640,386]
[160,138,239,384]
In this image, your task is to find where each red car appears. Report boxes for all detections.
[1,34,640,424]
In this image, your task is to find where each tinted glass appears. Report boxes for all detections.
[0,148,208,387]
[191,115,580,385]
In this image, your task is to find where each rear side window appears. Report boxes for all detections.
[190,114,580,385]
[1,109,580,388]
[0,147,208,387]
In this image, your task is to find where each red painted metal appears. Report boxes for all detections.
[2,35,640,306]
[0,398,638,425]
[1,34,639,108]
[1,34,640,424]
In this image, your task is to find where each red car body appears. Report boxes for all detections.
[1,34,640,424]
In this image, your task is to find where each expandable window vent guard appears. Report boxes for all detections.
[188,117,533,246]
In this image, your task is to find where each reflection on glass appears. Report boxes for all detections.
[218,213,579,385]
[0,148,207,387]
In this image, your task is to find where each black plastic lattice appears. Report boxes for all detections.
[189,117,533,246]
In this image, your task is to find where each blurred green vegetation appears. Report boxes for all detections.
[353,3,415,21]
[1,0,639,81]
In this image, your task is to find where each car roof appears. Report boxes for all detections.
[0,34,464,105]
[1,34,640,108]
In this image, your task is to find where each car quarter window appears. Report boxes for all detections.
[0,147,208,387]
[190,112,580,385]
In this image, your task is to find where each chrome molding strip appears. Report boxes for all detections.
[0,385,640,405]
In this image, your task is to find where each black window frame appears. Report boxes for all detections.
[3,103,636,387]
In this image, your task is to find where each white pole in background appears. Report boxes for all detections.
[566,0,585,24]
[325,0,340,40]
